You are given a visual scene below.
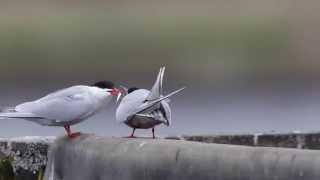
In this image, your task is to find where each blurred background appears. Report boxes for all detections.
[0,0,320,137]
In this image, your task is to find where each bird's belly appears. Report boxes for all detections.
[59,110,97,126]
[125,116,162,129]
[45,118,86,127]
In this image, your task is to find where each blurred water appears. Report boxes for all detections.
[1,86,320,137]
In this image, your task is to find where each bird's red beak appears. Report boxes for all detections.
[109,88,120,96]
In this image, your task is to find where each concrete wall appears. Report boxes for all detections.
[44,134,320,180]
[0,137,54,180]
[1,133,320,179]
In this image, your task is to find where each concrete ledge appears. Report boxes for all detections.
[181,134,255,146]
[1,133,320,179]
[45,134,320,180]
[180,132,320,149]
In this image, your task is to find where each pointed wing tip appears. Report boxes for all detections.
[159,66,166,75]
[176,86,186,93]
[133,86,185,114]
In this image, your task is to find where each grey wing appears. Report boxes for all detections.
[160,100,171,126]
[16,86,94,122]
[116,89,149,123]
[37,86,88,101]
[134,87,185,115]
[135,101,171,126]
[116,87,184,123]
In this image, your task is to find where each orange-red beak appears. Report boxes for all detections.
[109,88,120,96]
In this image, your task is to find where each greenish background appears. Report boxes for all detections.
[0,0,319,137]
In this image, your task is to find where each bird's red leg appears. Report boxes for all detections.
[152,128,156,139]
[129,128,136,138]
[64,125,80,138]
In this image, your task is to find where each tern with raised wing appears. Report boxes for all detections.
[116,67,185,138]
[0,81,121,138]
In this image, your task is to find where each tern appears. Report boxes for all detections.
[116,67,185,138]
[0,81,121,138]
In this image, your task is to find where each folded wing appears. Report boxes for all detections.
[0,86,95,123]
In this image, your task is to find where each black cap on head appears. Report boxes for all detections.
[92,81,115,89]
[128,87,139,94]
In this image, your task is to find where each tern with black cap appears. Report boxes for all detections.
[0,81,121,138]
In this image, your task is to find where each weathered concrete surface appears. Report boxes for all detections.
[1,133,320,180]
[0,137,54,180]
[180,132,320,150]
[182,134,255,146]
[45,134,320,180]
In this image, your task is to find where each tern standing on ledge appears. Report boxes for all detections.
[116,67,185,138]
[0,81,121,138]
